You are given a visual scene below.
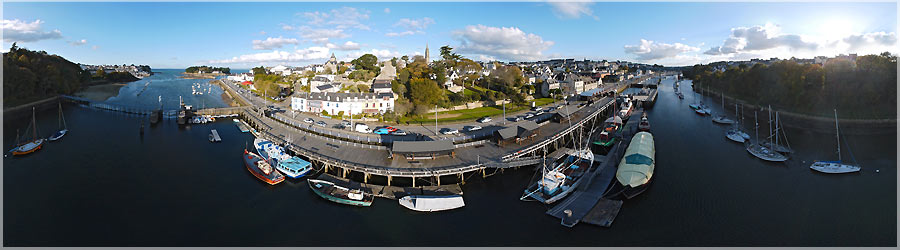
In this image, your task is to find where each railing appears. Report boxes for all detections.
[500,98,614,162]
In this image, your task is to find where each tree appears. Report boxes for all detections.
[252,66,266,75]
[408,77,445,113]
[401,55,409,64]
[351,54,378,72]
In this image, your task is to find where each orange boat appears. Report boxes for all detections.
[12,107,45,156]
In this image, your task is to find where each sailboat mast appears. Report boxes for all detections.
[754,111,759,143]
[775,111,779,145]
[767,105,773,145]
[834,109,841,163]
[31,107,37,139]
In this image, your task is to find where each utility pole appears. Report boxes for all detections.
[503,100,506,124]
[435,105,438,136]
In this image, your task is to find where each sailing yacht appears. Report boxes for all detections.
[12,107,46,156]
[761,110,793,153]
[48,102,68,141]
[746,111,788,162]
[712,92,735,124]
[810,109,861,174]
[726,104,751,143]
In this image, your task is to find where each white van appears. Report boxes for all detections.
[354,123,370,133]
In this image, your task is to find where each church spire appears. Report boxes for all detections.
[425,43,430,63]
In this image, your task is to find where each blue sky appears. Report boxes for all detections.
[3,2,896,68]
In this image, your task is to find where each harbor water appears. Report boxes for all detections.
[3,74,895,246]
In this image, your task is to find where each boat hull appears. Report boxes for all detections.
[712,117,735,124]
[244,151,284,185]
[726,131,746,143]
[810,161,860,174]
[746,144,788,162]
[760,141,792,154]
[308,179,373,206]
[48,129,67,141]
[12,139,45,156]
[399,195,465,212]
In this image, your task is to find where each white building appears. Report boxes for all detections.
[291,92,395,116]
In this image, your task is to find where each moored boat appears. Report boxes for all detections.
[810,110,861,174]
[592,116,623,148]
[12,107,45,156]
[746,112,788,162]
[243,149,284,185]
[48,102,68,141]
[520,149,595,204]
[398,195,465,212]
[308,179,374,206]
[638,113,650,132]
[609,131,656,199]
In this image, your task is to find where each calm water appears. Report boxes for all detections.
[3,77,895,246]
[105,69,228,110]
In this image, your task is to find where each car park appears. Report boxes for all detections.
[535,110,544,115]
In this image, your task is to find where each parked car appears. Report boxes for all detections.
[384,126,398,132]
[441,128,459,135]
[477,117,492,123]
[535,110,544,116]
[525,113,535,119]
[304,118,314,123]
[340,120,352,127]
[514,116,524,122]
[391,130,408,136]
[532,106,541,111]
[466,125,482,132]
[373,128,391,135]
[315,121,327,127]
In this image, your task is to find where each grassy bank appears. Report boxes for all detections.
[73,83,126,102]
[400,97,558,124]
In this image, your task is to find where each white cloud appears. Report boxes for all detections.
[705,23,818,55]
[210,46,331,64]
[624,39,700,61]
[384,8,391,14]
[548,1,594,19]
[252,36,299,50]
[385,31,415,37]
[298,26,349,44]
[2,19,63,43]
[68,39,87,46]
[452,24,554,61]
[843,32,897,53]
[281,24,294,31]
[345,49,401,61]
[299,7,371,31]
[326,41,362,51]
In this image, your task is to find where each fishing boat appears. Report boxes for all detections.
[11,107,46,156]
[638,113,650,132]
[760,109,793,153]
[608,131,656,199]
[308,179,374,206]
[48,102,68,141]
[810,110,861,174]
[618,97,633,120]
[243,149,285,185]
[520,148,595,204]
[746,112,788,162]
[254,138,312,178]
[398,195,466,212]
[592,116,623,148]
[694,106,709,116]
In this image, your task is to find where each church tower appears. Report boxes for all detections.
[425,43,430,63]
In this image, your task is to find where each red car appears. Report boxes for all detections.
[385,126,398,132]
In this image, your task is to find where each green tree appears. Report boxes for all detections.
[351,54,378,72]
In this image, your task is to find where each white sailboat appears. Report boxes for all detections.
[746,111,788,162]
[810,109,861,174]
[712,92,735,124]
[761,109,793,153]
[726,103,750,143]
[48,102,68,141]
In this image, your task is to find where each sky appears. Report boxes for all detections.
[3,2,897,68]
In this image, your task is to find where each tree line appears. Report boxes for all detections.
[682,52,897,119]
[3,43,90,107]
[185,66,230,74]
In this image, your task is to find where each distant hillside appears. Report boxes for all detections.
[3,43,90,107]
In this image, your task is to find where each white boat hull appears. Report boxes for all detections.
[810,161,860,174]
[399,195,465,212]
[746,144,788,162]
[726,130,746,143]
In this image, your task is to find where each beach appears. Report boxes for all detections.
[73,83,127,102]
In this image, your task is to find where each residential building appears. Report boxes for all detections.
[291,92,395,115]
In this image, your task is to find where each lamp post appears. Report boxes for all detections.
[435,105,438,136]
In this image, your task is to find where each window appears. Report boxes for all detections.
[624,154,653,166]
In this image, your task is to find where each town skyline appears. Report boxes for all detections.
[3,2,896,68]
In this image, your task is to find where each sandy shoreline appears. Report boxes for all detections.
[73,83,127,102]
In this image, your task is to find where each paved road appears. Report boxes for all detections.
[376,61,397,80]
